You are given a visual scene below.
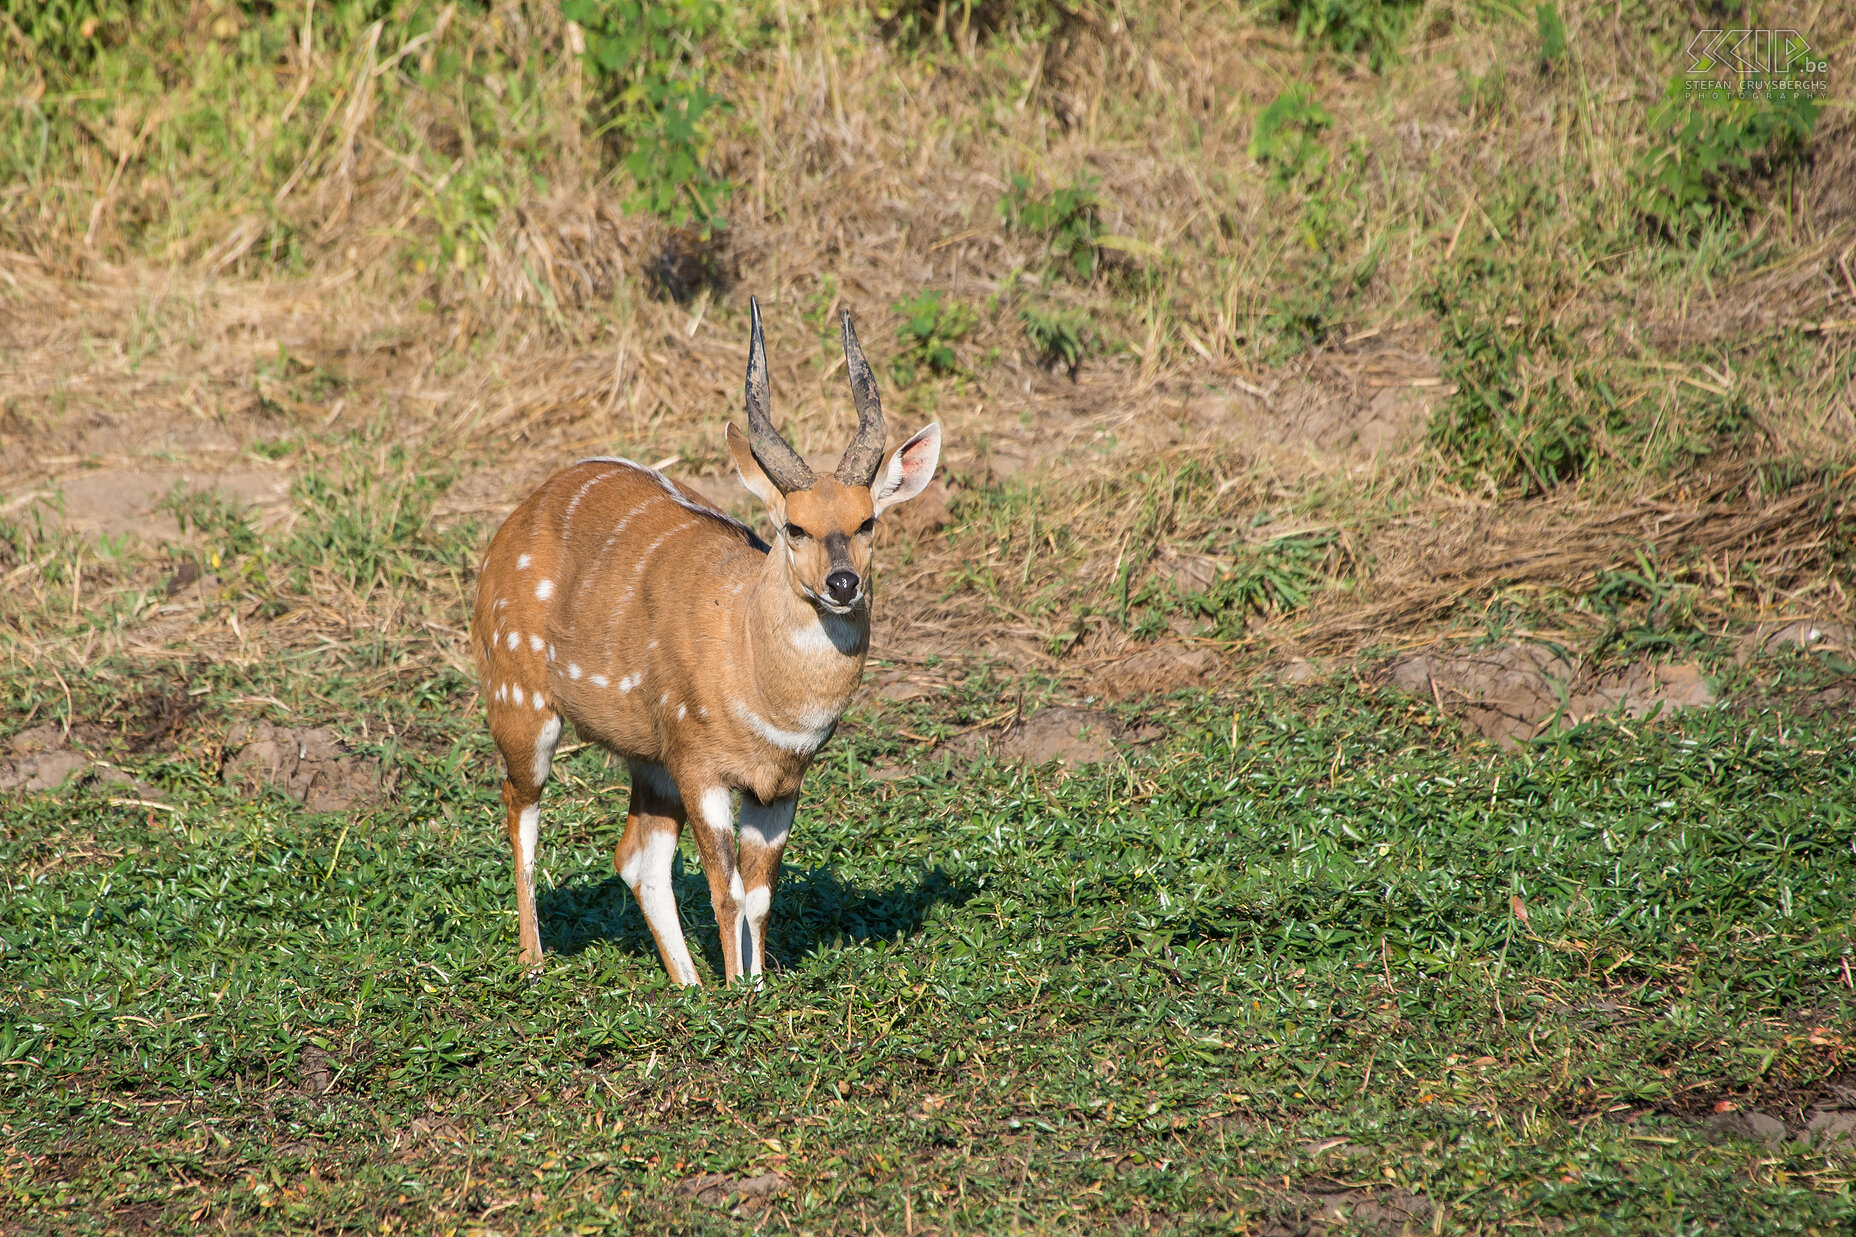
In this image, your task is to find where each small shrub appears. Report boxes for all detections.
[871,0,1090,45]
[1634,78,1820,238]
[1000,174,1103,281]
[2,0,128,68]
[1457,66,1506,117]
[1535,3,1568,71]
[1271,0,1415,72]
[1019,304,1092,376]
[561,0,732,226]
[1248,87,1330,189]
[891,291,977,384]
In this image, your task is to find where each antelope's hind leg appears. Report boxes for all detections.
[616,762,700,986]
[492,705,563,969]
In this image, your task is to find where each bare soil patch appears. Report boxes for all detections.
[1094,642,1221,701]
[1387,643,1717,748]
[998,706,1121,766]
[222,721,388,812]
[674,1169,789,1212]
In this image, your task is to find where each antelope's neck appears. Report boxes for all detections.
[738,554,869,727]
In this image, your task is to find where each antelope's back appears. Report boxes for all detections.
[472,459,765,740]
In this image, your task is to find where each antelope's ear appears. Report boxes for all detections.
[728,423,786,516]
[871,422,941,517]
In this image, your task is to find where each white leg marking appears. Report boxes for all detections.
[741,885,771,978]
[518,804,540,871]
[737,797,793,981]
[621,827,698,986]
[730,870,747,902]
[536,578,554,600]
[698,786,734,839]
[532,715,562,787]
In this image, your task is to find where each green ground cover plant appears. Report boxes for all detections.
[5,658,1855,1233]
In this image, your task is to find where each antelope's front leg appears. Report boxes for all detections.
[689,787,753,983]
[736,795,795,980]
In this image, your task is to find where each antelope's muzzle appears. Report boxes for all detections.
[825,570,861,605]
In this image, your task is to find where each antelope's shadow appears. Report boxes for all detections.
[536,855,971,977]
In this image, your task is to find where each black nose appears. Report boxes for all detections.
[825,570,860,603]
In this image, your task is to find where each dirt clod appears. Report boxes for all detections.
[1798,1110,1856,1150]
[1388,643,1716,748]
[1706,1110,1789,1146]
[1,726,85,793]
[999,707,1118,766]
[223,721,385,811]
[676,1170,788,1210]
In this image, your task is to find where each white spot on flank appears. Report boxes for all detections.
[590,674,609,688]
[648,639,658,650]
[516,553,532,570]
[506,631,520,651]
[529,633,544,653]
[698,705,708,717]
[536,578,554,601]
[660,692,670,706]
[568,663,582,680]
[677,704,687,720]
[495,598,508,610]
[618,673,639,692]
[495,683,507,702]
[513,685,525,706]
[733,702,837,755]
[547,644,556,661]
[532,715,562,787]
[533,693,547,711]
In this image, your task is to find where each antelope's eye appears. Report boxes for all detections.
[785,523,810,542]
[858,517,876,535]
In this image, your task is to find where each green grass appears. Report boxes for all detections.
[5,668,1855,1233]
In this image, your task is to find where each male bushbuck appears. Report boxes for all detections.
[470,298,941,984]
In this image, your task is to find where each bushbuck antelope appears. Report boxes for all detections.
[470,298,941,984]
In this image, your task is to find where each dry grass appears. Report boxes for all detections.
[2,0,1855,697]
